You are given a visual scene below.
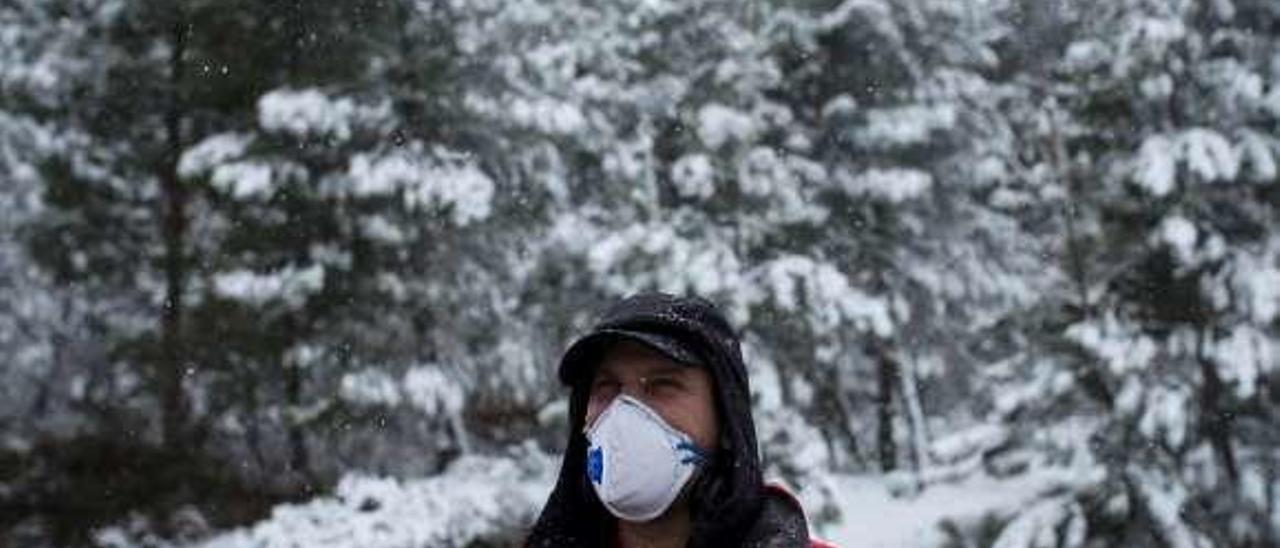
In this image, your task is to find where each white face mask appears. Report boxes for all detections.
[584,395,709,522]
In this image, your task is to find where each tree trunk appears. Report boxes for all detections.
[1196,331,1239,487]
[447,406,471,455]
[1045,109,1115,410]
[284,359,312,486]
[30,322,66,419]
[876,343,899,472]
[243,366,268,479]
[826,366,864,470]
[1264,454,1277,542]
[899,353,931,475]
[775,358,795,407]
[159,11,190,453]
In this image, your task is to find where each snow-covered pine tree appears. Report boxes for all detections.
[16,0,225,453]
[0,0,88,443]
[448,0,859,518]
[765,0,1063,495]
[173,0,508,484]
[979,0,1280,545]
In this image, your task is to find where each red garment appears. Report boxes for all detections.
[763,482,841,548]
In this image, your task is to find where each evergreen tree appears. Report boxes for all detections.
[979,0,1280,544]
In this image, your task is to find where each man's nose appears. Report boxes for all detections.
[618,377,656,398]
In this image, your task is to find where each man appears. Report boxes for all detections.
[526,292,836,547]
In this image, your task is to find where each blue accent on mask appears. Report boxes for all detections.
[675,441,708,465]
[587,446,603,484]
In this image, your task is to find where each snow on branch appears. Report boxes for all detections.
[1132,129,1248,196]
[177,133,252,179]
[1065,313,1157,377]
[697,103,758,149]
[347,145,495,225]
[257,88,391,142]
[837,167,933,203]
[756,255,893,337]
[990,495,1085,548]
[853,104,957,150]
[212,264,325,307]
[1125,466,1214,548]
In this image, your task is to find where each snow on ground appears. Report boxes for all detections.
[190,447,555,548]
[821,467,1090,547]
[177,447,1087,548]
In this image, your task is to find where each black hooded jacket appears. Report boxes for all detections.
[525,293,813,548]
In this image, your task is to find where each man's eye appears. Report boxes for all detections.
[591,380,620,396]
[646,377,682,392]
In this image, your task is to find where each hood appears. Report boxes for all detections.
[526,292,764,547]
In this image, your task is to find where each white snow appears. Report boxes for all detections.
[187,445,1106,548]
[210,161,274,199]
[339,366,467,416]
[1204,59,1261,105]
[1125,466,1213,548]
[608,134,657,184]
[508,96,587,135]
[1208,0,1236,21]
[1134,134,1177,196]
[197,449,555,548]
[734,147,829,224]
[348,151,412,196]
[735,147,785,197]
[757,255,894,337]
[1065,313,1157,376]
[1117,17,1188,68]
[1208,325,1274,399]
[339,369,403,408]
[815,0,897,37]
[929,423,1007,464]
[1181,128,1239,183]
[1061,40,1109,73]
[348,147,495,225]
[854,104,957,149]
[990,496,1085,548]
[839,168,933,203]
[697,103,757,149]
[212,264,326,306]
[1159,215,1198,264]
[671,153,716,199]
[1231,244,1280,324]
[178,133,251,179]
[571,219,751,301]
[360,216,406,244]
[824,467,1099,547]
[1264,86,1280,119]
[991,359,1065,417]
[1137,386,1191,448]
[1237,130,1277,182]
[258,88,388,142]
[820,94,857,119]
[402,366,464,416]
[1139,74,1173,100]
[1133,129,1245,196]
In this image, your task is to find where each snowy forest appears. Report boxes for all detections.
[1,0,1279,546]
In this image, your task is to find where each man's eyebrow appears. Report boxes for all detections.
[591,367,620,381]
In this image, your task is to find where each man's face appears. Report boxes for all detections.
[584,340,720,452]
